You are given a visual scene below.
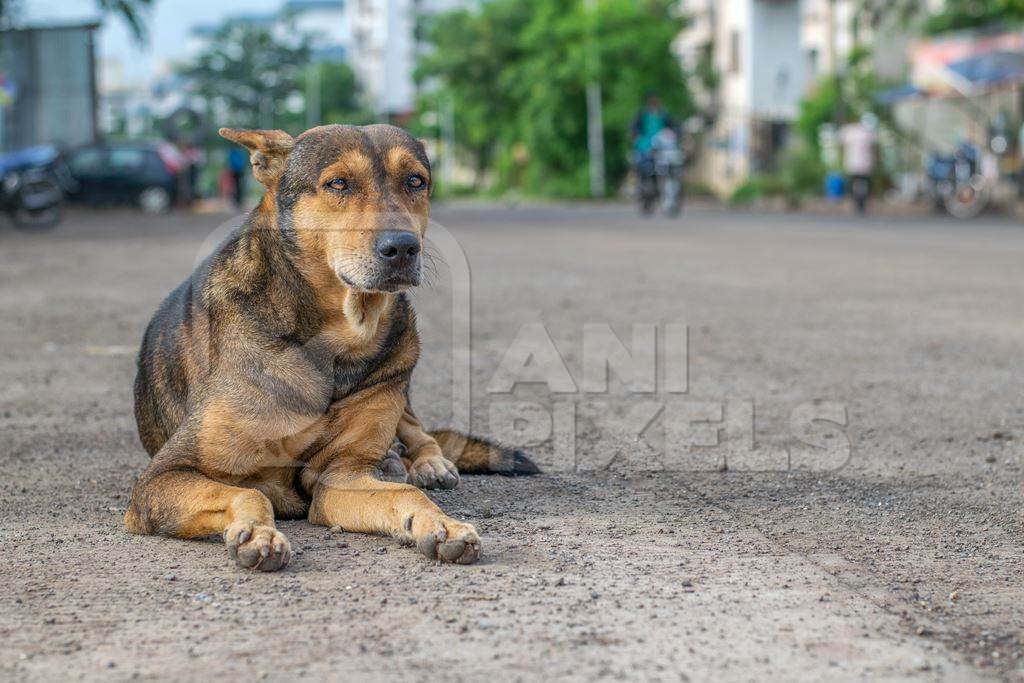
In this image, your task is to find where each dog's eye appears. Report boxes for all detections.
[406,175,426,190]
[325,178,348,192]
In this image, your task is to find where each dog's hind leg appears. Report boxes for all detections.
[396,408,460,490]
[124,428,291,571]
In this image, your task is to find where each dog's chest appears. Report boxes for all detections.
[331,354,378,401]
[326,295,414,401]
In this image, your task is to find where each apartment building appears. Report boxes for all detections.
[679,0,937,194]
[345,0,471,118]
[677,0,809,194]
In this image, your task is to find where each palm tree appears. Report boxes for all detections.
[0,0,156,43]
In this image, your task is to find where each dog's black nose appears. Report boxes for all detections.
[375,231,421,263]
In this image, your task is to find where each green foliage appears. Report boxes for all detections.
[416,0,692,197]
[96,0,156,43]
[923,0,1024,34]
[311,61,374,124]
[795,46,881,151]
[181,21,311,130]
[273,61,376,131]
[728,178,762,205]
[779,142,827,197]
[857,0,1024,35]
[795,76,846,150]
[729,142,826,206]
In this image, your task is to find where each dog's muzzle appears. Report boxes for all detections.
[371,230,422,290]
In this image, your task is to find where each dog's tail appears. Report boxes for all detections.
[429,430,540,476]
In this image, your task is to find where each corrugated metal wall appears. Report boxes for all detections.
[0,25,98,151]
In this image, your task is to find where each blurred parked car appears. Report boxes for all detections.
[65,141,182,213]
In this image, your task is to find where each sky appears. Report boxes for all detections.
[23,0,282,82]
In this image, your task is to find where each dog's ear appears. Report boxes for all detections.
[219,128,294,189]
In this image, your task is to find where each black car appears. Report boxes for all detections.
[65,141,182,213]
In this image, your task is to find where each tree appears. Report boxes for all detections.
[312,60,374,124]
[416,0,691,197]
[181,21,311,130]
[858,0,1024,35]
[414,2,530,189]
[0,0,156,42]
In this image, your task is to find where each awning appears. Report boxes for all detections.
[909,30,1024,96]
[946,50,1024,89]
[875,83,923,105]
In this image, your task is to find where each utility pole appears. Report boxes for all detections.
[585,0,605,198]
[442,96,455,190]
[307,62,321,129]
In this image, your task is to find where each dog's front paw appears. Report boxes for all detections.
[409,513,480,564]
[224,521,291,571]
[407,454,459,490]
[376,439,409,483]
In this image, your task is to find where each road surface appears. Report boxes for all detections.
[1,202,1022,681]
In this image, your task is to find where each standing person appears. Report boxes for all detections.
[227,145,248,209]
[840,113,877,215]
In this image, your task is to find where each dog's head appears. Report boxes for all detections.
[221,124,431,293]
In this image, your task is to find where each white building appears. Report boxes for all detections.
[345,0,472,118]
[676,0,937,195]
[188,1,349,62]
[678,0,809,194]
[286,0,352,61]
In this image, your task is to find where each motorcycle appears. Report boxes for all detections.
[636,128,685,217]
[0,145,69,230]
[925,142,992,220]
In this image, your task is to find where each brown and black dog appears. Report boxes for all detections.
[125,124,536,571]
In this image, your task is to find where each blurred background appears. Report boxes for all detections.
[4,4,1024,678]
[4,0,1024,220]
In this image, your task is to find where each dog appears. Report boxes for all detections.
[125,124,537,571]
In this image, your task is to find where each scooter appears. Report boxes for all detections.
[925,142,992,219]
[0,146,69,230]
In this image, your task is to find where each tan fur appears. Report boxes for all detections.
[125,125,490,570]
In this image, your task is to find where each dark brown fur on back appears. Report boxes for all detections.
[125,124,534,571]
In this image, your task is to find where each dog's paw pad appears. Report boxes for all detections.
[224,522,291,572]
[413,517,479,564]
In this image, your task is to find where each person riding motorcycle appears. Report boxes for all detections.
[631,93,684,216]
[631,93,677,157]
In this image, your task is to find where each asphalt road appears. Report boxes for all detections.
[1,202,1022,681]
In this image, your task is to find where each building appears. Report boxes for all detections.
[0,22,100,151]
[287,0,352,62]
[677,0,932,195]
[188,1,349,62]
[677,0,809,195]
[345,0,472,118]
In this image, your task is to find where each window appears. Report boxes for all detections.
[728,29,741,74]
[68,148,104,178]
[109,148,146,171]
